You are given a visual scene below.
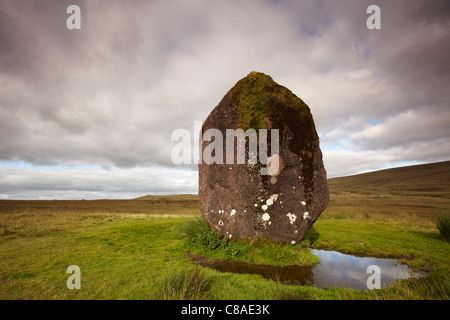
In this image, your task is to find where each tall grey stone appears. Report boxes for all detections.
[198,72,329,244]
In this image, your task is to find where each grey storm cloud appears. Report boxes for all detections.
[0,0,449,199]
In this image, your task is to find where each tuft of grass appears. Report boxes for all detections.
[272,277,311,300]
[436,209,450,241]
[359,274,450,300]
[182,217,211,243]
[182,217,227,250]
[158,267,208,300]
[273,287,311,300]
[407,274,450,300]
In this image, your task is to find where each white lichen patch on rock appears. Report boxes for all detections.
[230,209,236,216]
[262,213,270,221]
[300,201,306,206]
[287,212,297,225]
[303,212,310,220]
[265,194,278,207]
[262,204,268,211]
[218,220,224,226]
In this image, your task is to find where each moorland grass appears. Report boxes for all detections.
[157,267,209,300]
[182,217,228,250]
[436,209,450,241]
[0,202,448,300]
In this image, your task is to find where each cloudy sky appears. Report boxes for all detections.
[0,0,449,199]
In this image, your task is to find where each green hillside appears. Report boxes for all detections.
[326,161,450,218]
[328,161,450,198]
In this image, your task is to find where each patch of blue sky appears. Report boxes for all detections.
[321,141,349,151]
[0,160,102,170]
[376,160,426,171]
[365,116,382,126]
[0,160,34,169]
[319,131,353,151]
[355,160,426,175]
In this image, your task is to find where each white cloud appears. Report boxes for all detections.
[351,106,450,149]
[0,166,197,200]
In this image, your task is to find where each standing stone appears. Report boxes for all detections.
[198,72,329,244]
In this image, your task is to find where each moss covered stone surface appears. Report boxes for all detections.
[228,71,317,156]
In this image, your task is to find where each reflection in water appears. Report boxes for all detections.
[309,249,418,291]
[189,252,315,286]
[189,249,421,291]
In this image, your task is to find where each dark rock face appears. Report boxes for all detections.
[198,72,329,244]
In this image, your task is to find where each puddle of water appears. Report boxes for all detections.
[309,249,419,291]
[189,249,421,291]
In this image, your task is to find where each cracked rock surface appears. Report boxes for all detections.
[198,72,329,243]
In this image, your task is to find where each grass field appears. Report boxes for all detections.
[0,161,449,300]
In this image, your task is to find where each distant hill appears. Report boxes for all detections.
[133,194,198,202]
[328,160,450,199]
[326,160,450,216]
[132,161,450,216]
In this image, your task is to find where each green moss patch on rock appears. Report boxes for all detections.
[228,71,316,155]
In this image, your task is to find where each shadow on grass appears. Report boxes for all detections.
[408,230,444,242]
[303,226,320,243]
